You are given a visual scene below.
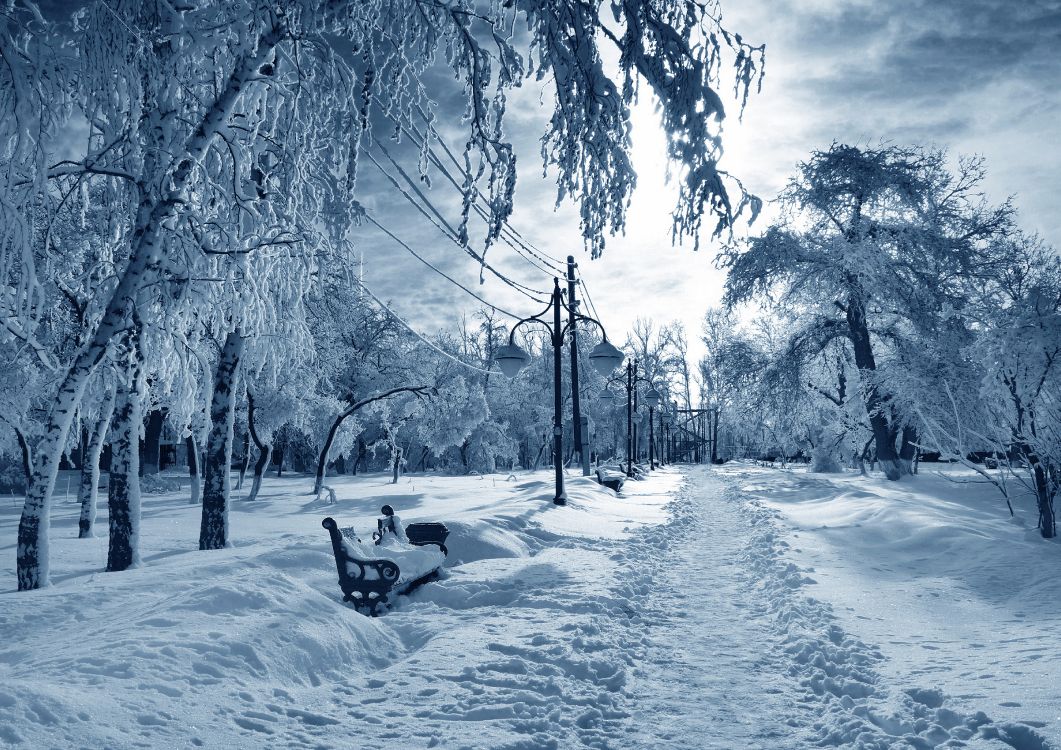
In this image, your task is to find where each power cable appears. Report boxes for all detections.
[407,109,568,271]
[366,139,550,303]
[357,280,497,375]
[361,209,525,320]
[581,276,603,324]
[395,123,565,281]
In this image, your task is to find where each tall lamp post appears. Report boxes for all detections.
[495,278,623,505]
[598,358,659,477]
[654,407,666,468]
[662,413,671,465]
[647,389,661,470]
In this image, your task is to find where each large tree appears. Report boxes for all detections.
[723,144,1012,480]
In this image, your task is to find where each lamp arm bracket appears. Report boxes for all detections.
[565,312,609,342]
[509,316,552,344]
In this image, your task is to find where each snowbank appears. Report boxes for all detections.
[722,461,1061,746]
[0,468,678,748]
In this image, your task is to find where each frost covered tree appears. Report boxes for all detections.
[737,318,868,470]
[314,385,434,493]
[917,235,1061,538]
[6,0,762,588]
[106,330,145,571]
[723,144,1012,480]
[304,281,420,494]
[698,309,766,463]
[976,238,1060,537]
[76,377,115,538]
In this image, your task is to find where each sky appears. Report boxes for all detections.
[355,0,1061,368]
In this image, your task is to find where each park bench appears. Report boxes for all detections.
[403,522,450,555]
[595,467,626,492]
[322,517,449,615]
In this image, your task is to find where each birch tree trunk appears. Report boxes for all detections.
[78,387,116,539]
[391,444,402,484]
[898,425,918,476]
[107,346,143,573]
[237,431,250,490]
[186,435,201,505]
[247,443,270,502]
[245,389,269,502]
[14,429,32,492]
[199,332,244,550]
[15,24,286,589]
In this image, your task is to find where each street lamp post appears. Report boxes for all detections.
[646,387,660,470]
[495,278,623,505]
[599,358,659,478]
[656,411,663,467]
[626,361,634,476]
[662,413,670,465]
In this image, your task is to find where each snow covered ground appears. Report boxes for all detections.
[726,462,1061,748]
[1,465,1057,749]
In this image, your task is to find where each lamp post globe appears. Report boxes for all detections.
[494,343,531,379]
[598,387,616,402]
[644,387,661,409]
[588,339,625,376]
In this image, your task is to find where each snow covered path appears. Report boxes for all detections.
[616,469,800,748]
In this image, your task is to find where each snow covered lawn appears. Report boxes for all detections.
[2,465,1058,749]
[724,461,1061,748]
[0,469,677,748]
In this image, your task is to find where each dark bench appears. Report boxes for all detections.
[404,522,450,555]
[322,517,448,615]
[595,467,626,492]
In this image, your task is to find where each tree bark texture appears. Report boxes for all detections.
[199,332,244,551]
[107,348,143,573]
[898,425,918,476]
[845,296,902,480]
[186,435,201,505]
[247,444,270,502]
[142,409,165,475]
[14,428,32,491]
[78,387,116,538]
[246,389,269,502]
[391,444,402,484]
[1021,445,1057,539]
[237,431,250,490]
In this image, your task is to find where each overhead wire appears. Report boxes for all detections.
[580,275,603,325]
[366,138,550,303]
[357,279,498,376]
[403,110,568,274]
[357,111,610,352]
[382,133,563,285]
[361,210,526,320]
[414,105,568,271]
